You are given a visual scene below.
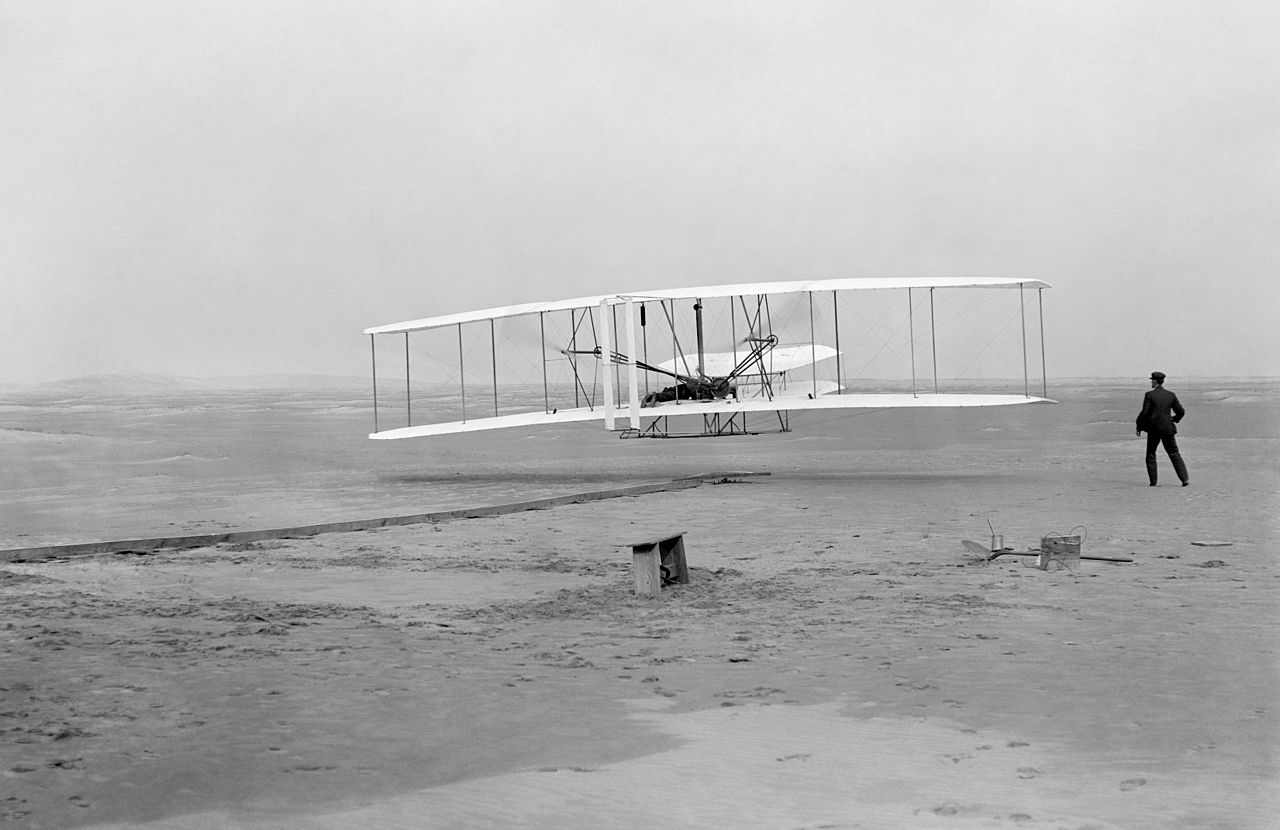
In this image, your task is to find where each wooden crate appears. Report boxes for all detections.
[1039,535,1081,569]
[629,532,689,597]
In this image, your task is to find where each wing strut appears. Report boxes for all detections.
[457,324,466,423]
[1038,288,1048,399]
[695,298,705,377]
[1020,283,1029,398]
[540,311,550,413]
[600,298,613,429]
[566,309,598,411]
[808,292,817,396]
[490,319,499,417]
[624,297,640,428]
[908,289,917,398]
[833,290,843,395]
[370,334,379,433]
[930,287,938,394]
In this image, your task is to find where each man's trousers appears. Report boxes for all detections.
[1146,433,1189,486]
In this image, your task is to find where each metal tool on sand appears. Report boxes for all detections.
[961,531,1133,565]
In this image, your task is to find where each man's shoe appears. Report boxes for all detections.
[1182,481,1190,487]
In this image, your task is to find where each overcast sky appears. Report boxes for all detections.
[2,0,1276,384]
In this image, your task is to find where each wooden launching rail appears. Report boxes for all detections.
[1,472,770,564]
[0,477,738,563]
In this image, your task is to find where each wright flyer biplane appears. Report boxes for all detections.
[364,277,1053,440]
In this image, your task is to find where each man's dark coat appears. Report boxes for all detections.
[1137,386,1185,435]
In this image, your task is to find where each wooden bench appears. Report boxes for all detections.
[628,532,689,597]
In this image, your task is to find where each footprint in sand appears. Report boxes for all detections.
[1016,767,1042,779]
[713,686,785,699]
[45,758,82,770]
[1120,778,1147,791]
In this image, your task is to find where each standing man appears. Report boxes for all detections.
[1136,371,1190,487]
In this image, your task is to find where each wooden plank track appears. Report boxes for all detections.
[0,472,768,563]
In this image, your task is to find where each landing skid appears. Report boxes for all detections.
[619,410,791,439]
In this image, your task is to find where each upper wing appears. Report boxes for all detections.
[364,277,1051,335]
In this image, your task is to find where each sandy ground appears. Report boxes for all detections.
[1,378,1277,828]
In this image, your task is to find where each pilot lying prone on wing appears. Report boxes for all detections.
[641,377,734,407]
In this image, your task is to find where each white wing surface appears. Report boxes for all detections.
[364,276,1054,440]
[370,393,1054,440]
[364,277,1050,335]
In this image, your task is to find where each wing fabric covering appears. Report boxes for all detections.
[364,277,1050,336]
